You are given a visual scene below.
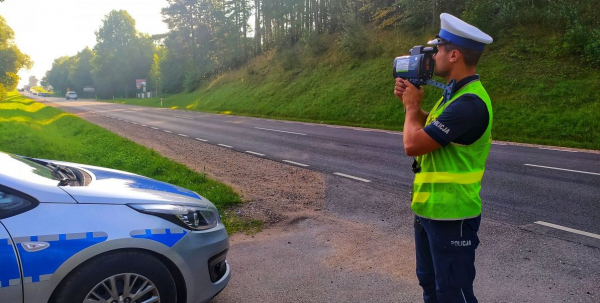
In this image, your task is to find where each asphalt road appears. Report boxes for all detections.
[34,95,600,301]
[38,96,600,237]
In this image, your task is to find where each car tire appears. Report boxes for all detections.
[51,251,177,303]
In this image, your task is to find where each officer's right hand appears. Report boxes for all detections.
[394,78,407,100]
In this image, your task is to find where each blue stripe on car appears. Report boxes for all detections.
[85,168,201,199]
[17,232,108,283]
[130,229,187,247]
[0,239,20,288]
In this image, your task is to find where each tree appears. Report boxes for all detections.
[43,56,75,95]
[68,47,95,94]
[28,75,38,87]
[92,10,154,98]
[148,48,164,94]
[0,15,32,99]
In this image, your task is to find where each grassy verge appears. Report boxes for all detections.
[0,91,260,233]
[105,28,599,150]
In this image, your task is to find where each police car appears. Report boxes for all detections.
[0,151,230,303]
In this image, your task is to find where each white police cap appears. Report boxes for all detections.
[427,13,492,52]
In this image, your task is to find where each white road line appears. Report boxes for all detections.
[535,221,600,240]
[195,138,208,142]
[141,124,147,127]
[151,127,159,130]
[117,119,123,121]
[492,142,508,145]
[254,127,306,136]
[245,151,265,156]
[131,122,138,125]
[538,147,578,153]
[218,144,233,148]
[282,160,309,167]
[524,164,600,176]
[333,173,371,183]
[174,115,194,120]
[163,130,172,133]
[178,134,188,137]
[123,120,129,122]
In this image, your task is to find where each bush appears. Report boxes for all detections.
[304,34,328,56]
[339,10,369,59]
[276,46,302,71]
[0,84,6,101]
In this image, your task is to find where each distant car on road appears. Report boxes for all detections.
[65,91,77,100]
[0,151,230,303]
[32,92,38,96]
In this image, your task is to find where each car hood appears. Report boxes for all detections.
[54,161,210,207]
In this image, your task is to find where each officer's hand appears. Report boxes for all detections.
[394,78,407,100]
[402,80,424,110]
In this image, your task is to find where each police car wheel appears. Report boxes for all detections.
[52,251,177,303]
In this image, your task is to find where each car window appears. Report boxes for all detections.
[0,153,61,185]
[0,186,37,219]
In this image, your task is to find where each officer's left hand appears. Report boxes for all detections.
[402,80,424,110]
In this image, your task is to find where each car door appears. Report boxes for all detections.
[0,186,29,303]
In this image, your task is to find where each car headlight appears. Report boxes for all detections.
[128,204,219,230]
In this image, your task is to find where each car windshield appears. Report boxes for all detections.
[0,153,62,185]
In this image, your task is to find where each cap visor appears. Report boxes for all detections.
[427,38,446,45]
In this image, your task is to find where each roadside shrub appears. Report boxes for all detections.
[276,46,302,71]
[305,33,328,56]
[339,10,369,59]
[183,67,201,92]
[0,84,6,101]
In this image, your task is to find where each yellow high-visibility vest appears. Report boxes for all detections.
[412,80,493,220]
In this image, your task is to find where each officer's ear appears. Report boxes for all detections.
[448,49,461,63]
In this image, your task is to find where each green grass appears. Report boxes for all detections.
[107,28,600,150]
[0,91,252,233]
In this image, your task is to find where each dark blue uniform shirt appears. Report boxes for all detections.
[423,75,489,146]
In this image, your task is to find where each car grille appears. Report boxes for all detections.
[208,249,228,283]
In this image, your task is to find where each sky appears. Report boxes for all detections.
[0,0,170,88]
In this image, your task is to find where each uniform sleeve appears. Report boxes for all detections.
[423,95,482,146]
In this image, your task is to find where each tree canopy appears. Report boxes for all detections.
[0,15,32,100]
[43,0,600,97]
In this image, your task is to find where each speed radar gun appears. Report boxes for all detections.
[393,45,454,101]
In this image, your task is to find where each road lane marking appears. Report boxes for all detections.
[173,115,194,120]
[245,151,265,156]
[151,127,159,130]
[178,134,188,137]
[123,120,129,122]
[218,144,233,148]
[141,124,147,127]
[524,164,600,176]
[254,127,306,136]
[538,147,578,153]
[282,160,309,167]
[163,130,172,133]
[195,138,208,142]
[131,122,138,125]
[535,221,600,240]
[333,173,371,183]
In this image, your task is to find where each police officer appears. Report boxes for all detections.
[394,13,493,303]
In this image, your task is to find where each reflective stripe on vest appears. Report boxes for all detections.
[414,171,484,184]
